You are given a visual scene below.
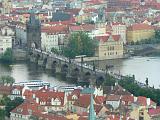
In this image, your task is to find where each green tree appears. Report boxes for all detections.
[0,95,11,106]
[5,97,24,117]
[51,47,60,55]
[63,32,97,58]
[155,30,160,38]
[0,48,13,63]
[29,115,39,120]
[0,75,15,85]
[0,109,5,120]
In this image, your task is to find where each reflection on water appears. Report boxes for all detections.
[0,57,160,88]
[0,62,71,87]
[88,56,160,88]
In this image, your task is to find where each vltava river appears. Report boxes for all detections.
[0,57,160,88]
[90,56,160,88]
[0,62,70,87]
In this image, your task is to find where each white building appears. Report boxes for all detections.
[106,95,121,109]
[41,25,69,52]
[0,36,12,53]
[15,24,27,46]
[0,25,14,53]
[111,22,127,44]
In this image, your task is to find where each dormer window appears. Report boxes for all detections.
[28,109,32,115]
[17,108,23,113]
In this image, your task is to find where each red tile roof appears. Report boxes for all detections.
[137,96,156,106]
[148,106,160,117]
[35,89,65,106]
[11,100,44,115]
[94,96,105,104]
[121,95,134,105]
[41,25,69,34]
[73,94,91,108]
[70,24,95,32]
[127,23,154,31]
[0,85,12,95]
[106,95,121,101]
[33,113,68,120]
[94,104,103,114]
[95,34,121,42]
[68,89,81,101]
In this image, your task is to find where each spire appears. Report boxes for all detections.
[28,9,40,25]
[88,94,96,120]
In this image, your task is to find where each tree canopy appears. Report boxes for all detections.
[102,74,160,105]
[5,97,24,117]
[0,48,13,63]
[0,75,15,85]
[0,109,5,120]
[63,32,97,58]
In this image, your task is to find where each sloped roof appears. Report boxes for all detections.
[94,96,105,104]
[11,100,44,115]
[74,94,91,108]
[35,88,65,106]
[148,106,160,117]
[95,34,121,42]
[41,25,69,34]
[0,85,12,95]
[106,95,121,101]
[127,23,154,31]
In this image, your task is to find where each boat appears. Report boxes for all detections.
[13,80,50,87]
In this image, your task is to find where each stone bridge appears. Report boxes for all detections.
[28,49,106,85]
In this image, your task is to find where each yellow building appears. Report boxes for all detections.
[95,34,124,60]
[127,23,155,43]
[130,107,151,120]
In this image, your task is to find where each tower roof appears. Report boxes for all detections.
[88,94,96,120]
[28,9,40,26]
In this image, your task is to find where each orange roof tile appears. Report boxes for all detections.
[106,95,121,101]
[41,25,69,34]
[127,23,154,31]
[11,100,44,115]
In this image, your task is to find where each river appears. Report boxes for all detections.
[88,56,160,89]
[0,56,160,88]
[0,62,71,87]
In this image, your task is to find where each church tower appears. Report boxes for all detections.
[26,10,41,49]
[88,93,96,120]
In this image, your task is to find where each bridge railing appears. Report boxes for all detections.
[33,49,148,88]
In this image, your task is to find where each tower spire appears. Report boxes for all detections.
[88,92,96,120]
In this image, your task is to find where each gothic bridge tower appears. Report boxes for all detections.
[26,10,41,50]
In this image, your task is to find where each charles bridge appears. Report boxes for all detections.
[28,49,107,85]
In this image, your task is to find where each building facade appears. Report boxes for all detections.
[41,25,69,52]
[111,22,127,44]
[95,34,124,60]
[127,23,155,43]
[0,26,14,53]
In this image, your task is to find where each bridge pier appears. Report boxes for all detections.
[28,49,107,86]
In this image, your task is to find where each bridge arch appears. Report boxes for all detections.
[96,75,105,86]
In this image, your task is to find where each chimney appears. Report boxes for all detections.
[134,97,137,102]
[147,98,151,106]
[33,94,35,99]
[44,85,48,90]
[36,97,39,103]
[112,115,115,119]
[111,86,113,90]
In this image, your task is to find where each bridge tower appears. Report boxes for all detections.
[26,10,41,50]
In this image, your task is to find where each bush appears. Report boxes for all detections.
[0,48,13,63]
